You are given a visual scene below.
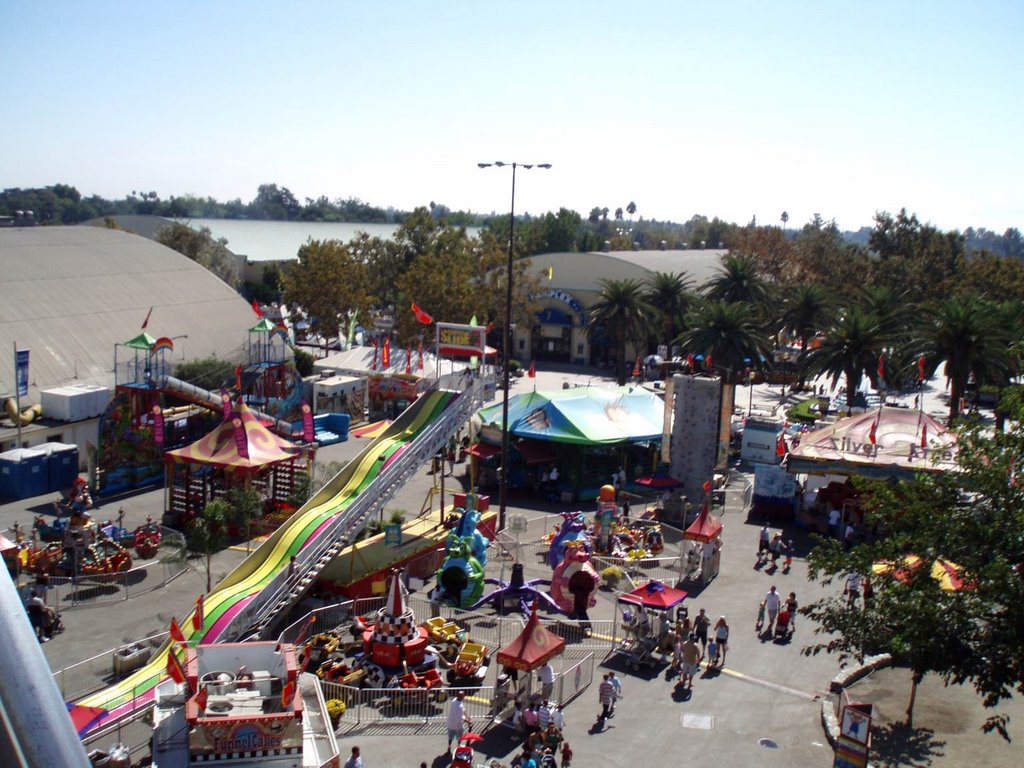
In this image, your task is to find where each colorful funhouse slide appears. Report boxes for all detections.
[74,389,456,736]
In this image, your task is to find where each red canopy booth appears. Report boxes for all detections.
[683,501,723,584]
[496,601,566,705]
[164,403,308,526]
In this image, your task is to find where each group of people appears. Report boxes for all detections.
[511,698,571,768]
[648,608,731,688]
[756,585,798,639]
[756,524,793,571]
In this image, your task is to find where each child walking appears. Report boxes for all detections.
[755,600,766,632]
[560,742,573,768]
[707,636,719,668]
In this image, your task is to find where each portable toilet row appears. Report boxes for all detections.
[0,442,80,500]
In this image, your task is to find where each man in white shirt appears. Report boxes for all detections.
[537,661,555,700]
[845,572,862,607]
[828,507,841,538]
[446,690,470,753]
[607,671,622,713]
[343,746,363,768]
[764,585,782,633]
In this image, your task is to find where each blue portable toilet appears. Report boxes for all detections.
[0,448,49,500]
[35,442,81,492]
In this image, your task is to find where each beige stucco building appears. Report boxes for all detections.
[513,248,727,367]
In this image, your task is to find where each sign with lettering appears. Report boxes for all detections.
[532,288,585,318]
[195,717,302,756]
[436,323,486,355]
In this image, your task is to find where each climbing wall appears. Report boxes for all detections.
[670,374,722,515]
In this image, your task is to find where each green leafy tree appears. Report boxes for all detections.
[678,299,773,383]
[586,279,653,384]
[174,355,235,391]
[645,271,695,349]
[804,421,1024,738]
[186,498,230,592]
[283,239,372,349]
[779,284,833,388]
[917,295,1013,423]
[703,253,772,309]
[226,487,263,550]
[155,222,239,288]
[801,308,889,411]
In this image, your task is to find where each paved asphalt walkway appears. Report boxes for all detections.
[2,366,1019,766]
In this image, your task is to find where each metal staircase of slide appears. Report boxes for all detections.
[227,376,488,641]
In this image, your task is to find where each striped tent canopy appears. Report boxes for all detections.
[165,403,299,470]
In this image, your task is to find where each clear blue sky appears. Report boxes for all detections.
[2,1,1021,233]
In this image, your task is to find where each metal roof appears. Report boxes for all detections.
[0,226,261,402]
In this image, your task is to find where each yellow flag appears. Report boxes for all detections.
[547,264,554,281]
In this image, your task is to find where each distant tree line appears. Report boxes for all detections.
[3,183,1023,264]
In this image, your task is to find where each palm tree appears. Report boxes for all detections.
[801,308,889,412]
[779,284,833,388]
[858,285,914,337]
[586,278,653,384]
[917,295,1013,423]
[627,201,637,223]
[781,211,789,233]
[645,271,695,350]
[704,253,772,308]
[678,300,773,383]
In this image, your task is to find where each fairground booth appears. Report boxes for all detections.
[759,406,957,529]
[473,386,666,502]
[163,403,310,525]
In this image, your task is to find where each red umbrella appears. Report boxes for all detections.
[460,733,485,744]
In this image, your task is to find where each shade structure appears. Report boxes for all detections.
[121,331,156,350]
[165,403,299,471]
[514,438,558,466]
[787,407,957,479]
[467,442,501,459]
[684,505,723,543]
[495,601,566,672]
[618,580,687,611]
[477,387,665,445]
[871,555,974,592]
[635,474,683,490]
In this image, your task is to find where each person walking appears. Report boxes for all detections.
[764,586,782,634]
[844,571,862,608]
[693,608,711,658]
[758,524,771,562]
[785,592,799,632]
[598,673,615,719]
[445,690,471,754]
[714,616,730,666]
[343,746,363,768]
[607,671,622,714]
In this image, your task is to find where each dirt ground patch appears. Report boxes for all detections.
[842,665,1022,767]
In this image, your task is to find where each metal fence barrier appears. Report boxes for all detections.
[53,629,171,701]
[28,526,188,610]
[319,682,497,727]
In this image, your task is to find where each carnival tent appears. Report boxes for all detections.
[787,406,957,479]
[495,601,566,672]
[617,580,688,611]
[165,403,299,471]
[477,387,665,445]
[684,505,723,543]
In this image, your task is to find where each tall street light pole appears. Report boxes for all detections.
[478,161,551,532]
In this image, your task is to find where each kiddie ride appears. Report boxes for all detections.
[303,569,491,703]
[24,537,133,577]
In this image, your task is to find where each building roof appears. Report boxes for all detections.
[0,226,261,401]
[527,249,729,299]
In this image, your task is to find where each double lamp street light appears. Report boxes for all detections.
[477,161,552,532]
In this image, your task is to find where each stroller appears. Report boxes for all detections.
[774,610,793,642]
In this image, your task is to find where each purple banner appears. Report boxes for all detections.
[152,405,165,446]
[233,418,249,458]
[221,391,233,420]
[301,401,314,443]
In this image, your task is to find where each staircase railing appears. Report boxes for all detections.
[222,375,487,641]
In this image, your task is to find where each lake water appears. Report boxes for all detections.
[191,219,480,262]
[190,219,399,262]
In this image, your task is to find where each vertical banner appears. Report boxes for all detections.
[232,418,249,459]
[301,401,314,443]
[152,405,165,446]
[15,348,30,397]
[661,376,674,465]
